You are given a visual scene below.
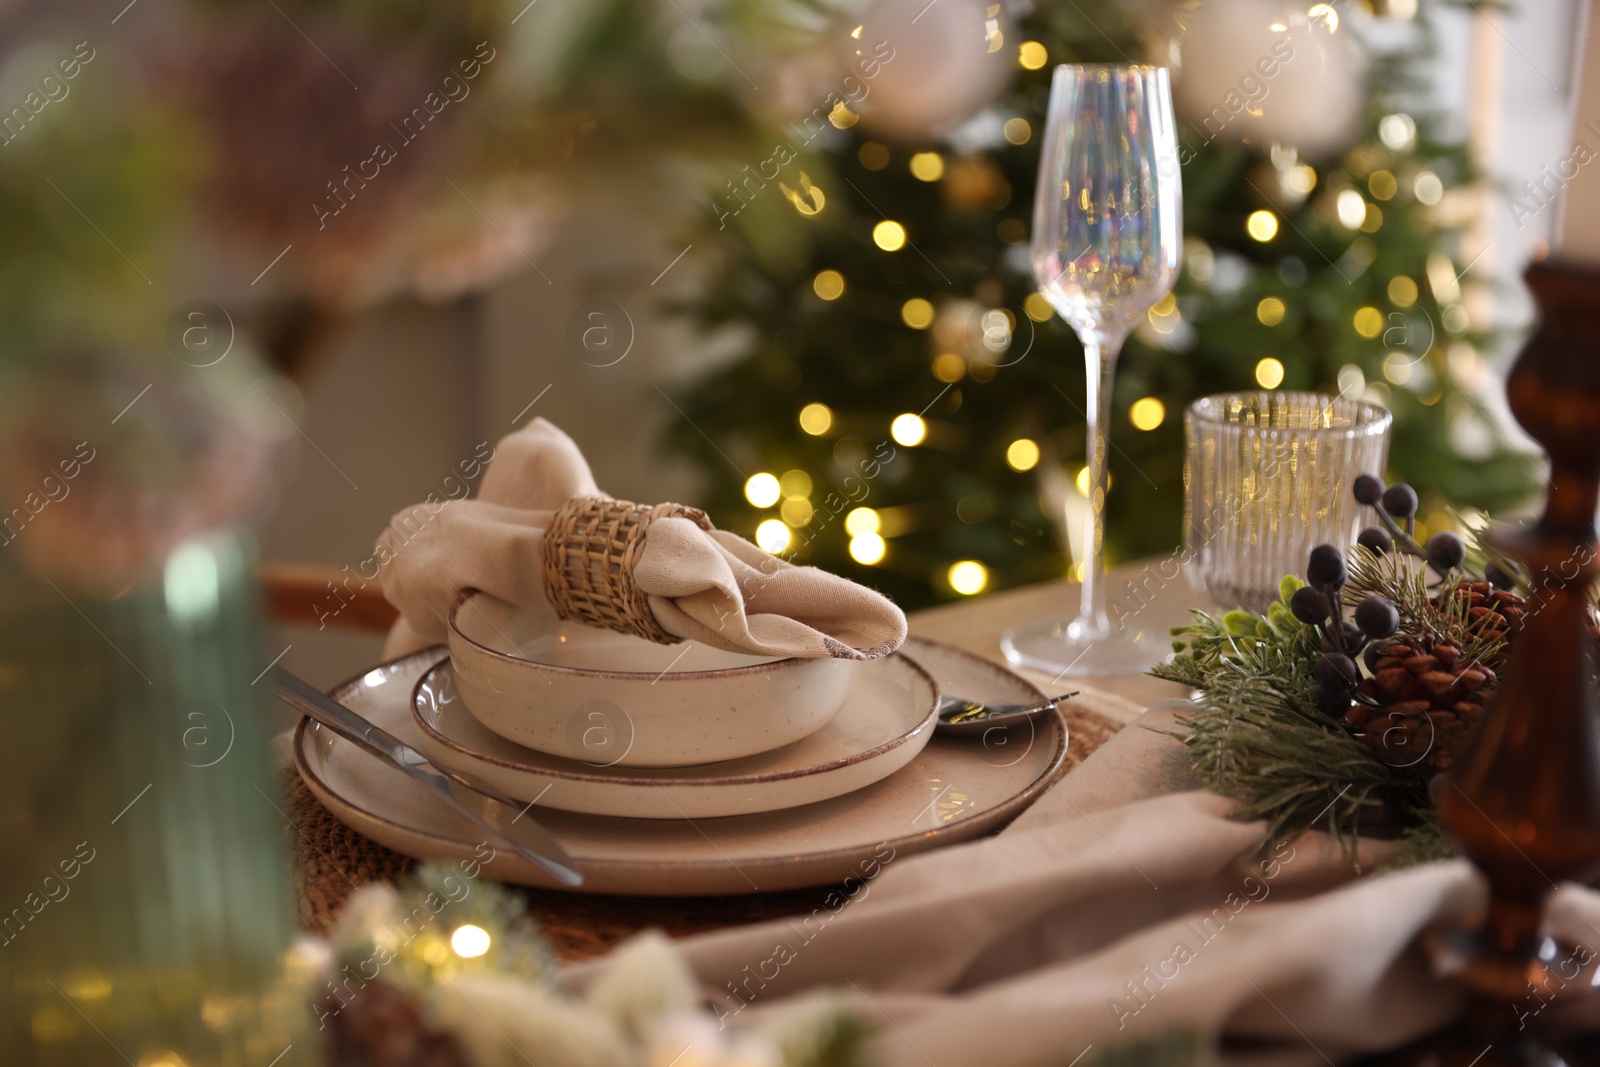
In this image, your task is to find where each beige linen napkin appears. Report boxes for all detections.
[566,701,1600,1063]
[376,419,907,661]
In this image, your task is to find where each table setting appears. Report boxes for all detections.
[4,1,1600,1066]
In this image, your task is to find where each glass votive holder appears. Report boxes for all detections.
[1184,391,1391,612]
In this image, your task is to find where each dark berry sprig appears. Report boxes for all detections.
[1350,474,1465,581]
[1297,539,1403,721]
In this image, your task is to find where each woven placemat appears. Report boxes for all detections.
[284,706,1123,961]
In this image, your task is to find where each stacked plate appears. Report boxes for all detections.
[295,592,1071,895]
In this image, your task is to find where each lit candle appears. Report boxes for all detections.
[1559,0,1600,263]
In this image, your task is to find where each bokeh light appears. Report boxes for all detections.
[798,402,832,435]
[1246,210,1279,242]
[948,560,988,595]
[909,152,944,182]
[845,507,880,535]
[813,269,845,300]
[1353,306,1384,339]
[1005,438,1040,471]
[849,532,886,564]
[450,925,491,959]
[873,221,907,251]
[901,297,934,328]
[890,413,926,446]
[1129,397,1166,431]
[779,469,812,499]
[744,472,780,507]
[1255,357,1285,389]
[755,519,791,553]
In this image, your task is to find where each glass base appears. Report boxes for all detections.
[1000,618,1169,678]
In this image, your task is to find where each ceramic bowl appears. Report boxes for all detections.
[447,591,857,767]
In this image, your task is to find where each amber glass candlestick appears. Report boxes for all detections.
[1371,259,1600,1066]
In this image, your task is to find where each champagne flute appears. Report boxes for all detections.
[1001,64,1182,677]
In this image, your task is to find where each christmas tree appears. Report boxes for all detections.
[668,0,1535,610]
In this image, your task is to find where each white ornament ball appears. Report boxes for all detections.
[1174,0,1366,160]
[846,0,1012,143]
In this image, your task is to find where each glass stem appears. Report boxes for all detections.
[1076,330,1122,634]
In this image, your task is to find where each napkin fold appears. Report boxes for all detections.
[376,419,907,661]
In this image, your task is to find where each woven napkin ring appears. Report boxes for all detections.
[540,496,715,645]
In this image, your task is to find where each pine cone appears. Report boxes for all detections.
[1434,581,1527,660]
[324,979,468,1067]
[1347,636,1496,774]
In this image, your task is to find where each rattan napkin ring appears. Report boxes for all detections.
[540,496,714,645]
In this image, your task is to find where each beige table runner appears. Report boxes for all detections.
[566,702,1600,1064]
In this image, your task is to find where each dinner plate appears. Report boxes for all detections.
[294,641,1068,895]
[410,653,939,819]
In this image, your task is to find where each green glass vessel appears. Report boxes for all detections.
[0,528,315,1066]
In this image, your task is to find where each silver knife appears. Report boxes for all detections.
[265,664,583,887]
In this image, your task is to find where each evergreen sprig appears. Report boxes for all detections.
[1155,573,1448,864]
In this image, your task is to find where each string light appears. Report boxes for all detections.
[901,298,935,328]
[1388,276,1418,307]
[755,519,791,553]
[890,413,926,445]
[1353,306,1384,339]
[849,532,886,564]
[1074,467,1110,495]
[1256,296,1287,326]
[1129,397,1166,431]
[909,152,944,181]
[1378,113,1416,151]
[932,353,966,382]
[1006,438,1040,471]
[813,270,845,300]
[1246,210,1279,242]
[780,174,825,216]
[1336,190,1366,230]
[1018,41,1048,69]
[1426,252,1461,303]
[779,470,812,499]
[1414,171,1443,205]
[1255,357,1285,389]
[873,221,907,251]
[845,507,880,535]
[798,402,832,435]
[450,925,491,959]
[1383,353,1414,385]
[744,473,780,508]
[948,560,988,595]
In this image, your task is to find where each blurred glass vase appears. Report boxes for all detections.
[1183,391,1391,613]
[0,356,312,1065]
